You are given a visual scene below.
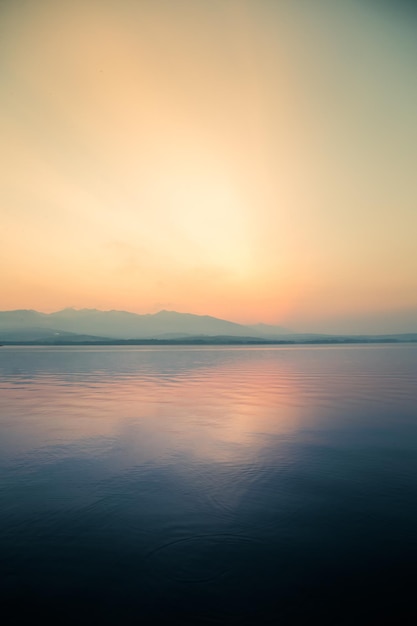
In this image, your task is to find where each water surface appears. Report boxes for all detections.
[1,345,417,624]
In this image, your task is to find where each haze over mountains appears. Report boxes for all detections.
[0,308,289,342]
[1,308,417,345]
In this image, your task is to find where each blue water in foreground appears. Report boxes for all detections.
[1,345,417,625]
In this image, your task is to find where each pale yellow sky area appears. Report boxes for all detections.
[1,0,416,332]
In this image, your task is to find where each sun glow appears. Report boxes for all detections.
[155,164,251,273]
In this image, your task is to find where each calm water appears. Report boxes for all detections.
[1,345,417,625]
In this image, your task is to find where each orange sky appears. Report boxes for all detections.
[1,0,416,332]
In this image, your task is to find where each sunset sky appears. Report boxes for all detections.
[1,0,416,333]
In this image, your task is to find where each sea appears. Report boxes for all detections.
[1,344,417,625]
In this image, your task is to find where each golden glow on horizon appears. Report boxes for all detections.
[1,0,417,332]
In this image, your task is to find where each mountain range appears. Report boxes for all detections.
[0,308,289,342]
[1,308,416,344]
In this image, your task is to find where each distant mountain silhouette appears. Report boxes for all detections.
[0,308,291,340]
[0,327,110,343]
[2,309,415,344]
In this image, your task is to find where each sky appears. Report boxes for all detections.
[1,0,416,333]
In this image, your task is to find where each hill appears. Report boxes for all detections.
[0,308,290,340]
